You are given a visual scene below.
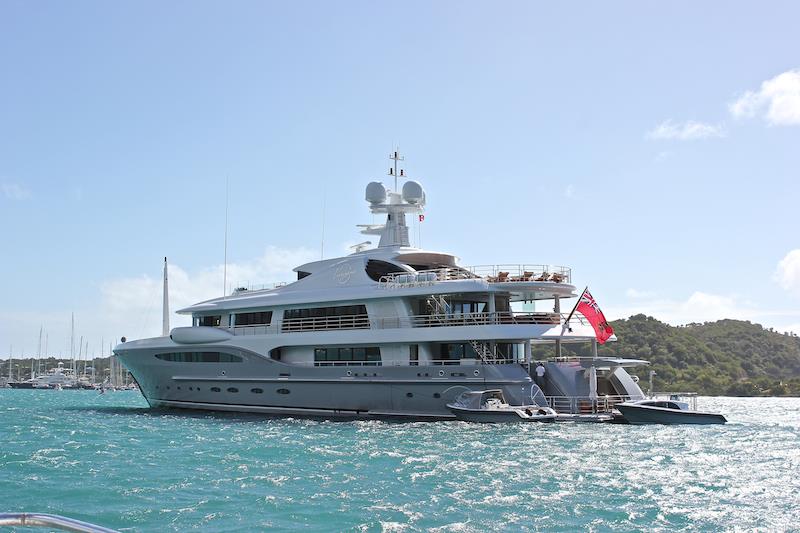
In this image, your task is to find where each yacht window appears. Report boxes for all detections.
[234,311,273,326]
[227,387,238,393]
[450,301,486,315]
[154,352,243,363]
[410,345,419,366]
[284,305,366,319]
[282,305,368,332]
[365,260,406,282]
[439,343,479,361]
[251,388,264,394]
[313,346,381,365]
[198,315,222,327]
[277,388,290,395]
[211,387,221,392]
[297,271,311,280]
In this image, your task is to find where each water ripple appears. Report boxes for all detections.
[1,391,799,531]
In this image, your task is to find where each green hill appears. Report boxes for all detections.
[547,314,800,396]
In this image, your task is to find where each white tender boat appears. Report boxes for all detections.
[447,390,557,423]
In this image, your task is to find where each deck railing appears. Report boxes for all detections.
[544,394,631,414]
[287,358,519,367]
[466,264,572,284]
[0,513,118,533]
[229,311,567,336]
[378,264,572,289]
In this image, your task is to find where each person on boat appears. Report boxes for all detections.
[535,362,546,388]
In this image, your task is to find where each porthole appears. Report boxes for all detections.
[438,370,444,376]
[211,387,221,392]
[251,388,264,394]
[406,392,413,398]
[227,387,239,393]
[433,393,441,399]
[166,386,170,390]
[473,370,480,376]
[277,388,290,395]
[221,371,226,376]
[346,371,352,376]
[177,386,181,390]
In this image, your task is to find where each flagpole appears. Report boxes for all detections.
[561,286,588,333]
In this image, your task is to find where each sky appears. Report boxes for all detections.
[1,1,799,359]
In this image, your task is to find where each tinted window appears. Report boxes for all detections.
[227,387,239,393]
[365,260,406,281]
[251,388,263,394]
[284,305,367,320]
[313,346,381,365]
[199,315,221,327]
[235,311,272,326]
[155,352,243,363]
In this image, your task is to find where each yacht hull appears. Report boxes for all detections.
[116,345,537,419]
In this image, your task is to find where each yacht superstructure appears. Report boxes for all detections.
[115,154,647,418]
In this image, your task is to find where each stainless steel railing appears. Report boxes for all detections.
[466,264,572,284]
[544,394,631,414]
[0,513,118,533]
[228,311,566,336]
[288,358,519,367]
[377,264,572,288]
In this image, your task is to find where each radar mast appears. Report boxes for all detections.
[360,150,426,248]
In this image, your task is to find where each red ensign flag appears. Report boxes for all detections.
[576,289,614,344]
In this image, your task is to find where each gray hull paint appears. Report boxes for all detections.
[118,348,536,419]
[616,404,727,425]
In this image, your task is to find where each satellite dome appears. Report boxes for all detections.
[402,180,425,204]
[365,182,387,204]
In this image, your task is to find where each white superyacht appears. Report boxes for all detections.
[115,154,647,418]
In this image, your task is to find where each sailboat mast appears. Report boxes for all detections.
[162,257,170,336]
[36,326,42,378]
[70,313,75,376]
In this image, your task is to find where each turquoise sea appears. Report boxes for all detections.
[1,391,798,532]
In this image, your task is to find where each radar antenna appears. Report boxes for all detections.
[388,149,405,192]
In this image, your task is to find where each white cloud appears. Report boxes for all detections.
[0,246,317,359]
[729,69,800,125]
[646,120,725,141]
[774,249,800,295]
[1,182,31,200]
[625,288,655,299]
[99,245,317,338]
[605,289,800,336]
